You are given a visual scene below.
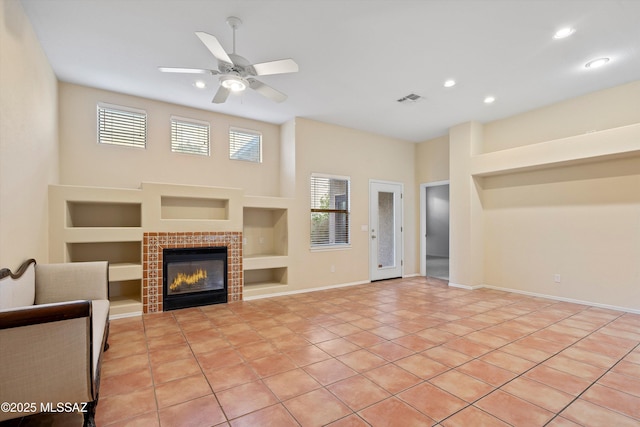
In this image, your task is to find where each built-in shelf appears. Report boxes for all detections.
[243,282,289,299]
[63,227,143,243]
[109,263,143,282]
[142,182,243,232]
[243,255,289,270]
[471,123,640,177]
[67,201,141,227]
[161,196,228,220]
[67,241,141,265]
[244,267,288,287]
[243,207,288,257]
[109,295,143,317]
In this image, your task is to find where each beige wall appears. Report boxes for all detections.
[414,135,450,275]
[415,135,449,184]
[280,119,296,198]
[483,157,640,308]
[58,83,282,196]
[0,0,58,268]
[286,118,418,290]
[483,80,640,153]
[450,82,640,311]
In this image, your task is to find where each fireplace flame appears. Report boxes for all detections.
[170,269,208,291]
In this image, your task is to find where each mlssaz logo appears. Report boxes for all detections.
[40,402,89,413]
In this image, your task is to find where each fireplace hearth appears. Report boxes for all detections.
[162,246,228,311]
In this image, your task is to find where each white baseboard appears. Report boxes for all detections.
[403,273,421,278]
[480,284,640,315]
[243,280,371,301]
[448,282,484,290]
[109,281,640,316]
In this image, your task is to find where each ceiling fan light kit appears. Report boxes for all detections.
[220,75,247,92]
[159,16,298,104]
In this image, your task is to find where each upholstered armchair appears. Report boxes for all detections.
[0,259,110,427]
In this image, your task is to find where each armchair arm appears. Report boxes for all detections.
[35,261,108,304]
[0,300,90,329]
[0,301,94,421]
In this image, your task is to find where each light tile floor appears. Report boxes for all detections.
[9,277,640,426]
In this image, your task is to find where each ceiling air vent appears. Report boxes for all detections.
[397,93,422,103]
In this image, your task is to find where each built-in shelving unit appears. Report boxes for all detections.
[49,185,144,317]
[49,185,293,314]
[242,196,292,298]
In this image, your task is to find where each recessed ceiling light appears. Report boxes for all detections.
[484,96,496,104]
[193,80,206,89]
[585,57,610,69]
[553,27,575,39]
[444,79,456,88]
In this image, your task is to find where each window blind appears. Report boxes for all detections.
[310,174,350,246]
[97,103,146,148]
[171,117,210,156]
[229,128,262,162]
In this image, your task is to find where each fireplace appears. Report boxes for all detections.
[162,246,228,311]
[143,231,242,313]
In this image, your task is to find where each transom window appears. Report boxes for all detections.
[310,174,350,247]
[97,103,146,148]
[229,127,262,163]
[170,117,210,156]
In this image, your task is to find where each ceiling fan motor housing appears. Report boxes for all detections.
[219,53,255,77]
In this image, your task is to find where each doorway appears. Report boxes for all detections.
[420,181,450,280]
[369,180,403,281]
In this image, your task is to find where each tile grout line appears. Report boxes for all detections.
[318,290,589,425]
[179,308,234,424]
[308,287,630,426]
[98,280,638,427]
[428,299,627,426]
[542,341,640,426]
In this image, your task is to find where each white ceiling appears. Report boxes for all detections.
[20,0,640,142]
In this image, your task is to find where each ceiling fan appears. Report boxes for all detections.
[159,16,298,104]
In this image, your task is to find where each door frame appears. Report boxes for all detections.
[420,180,450,277]
[369,179,404,281]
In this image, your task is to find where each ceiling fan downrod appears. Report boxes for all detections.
[226,16,242,54]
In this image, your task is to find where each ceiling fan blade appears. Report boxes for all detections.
[195,31,233,65]
[248,78,287,103]
[212,86,230,104]
[158,67,218,75]
[251,58,299,76]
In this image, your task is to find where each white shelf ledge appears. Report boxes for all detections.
[471,123,640,177]
[243,255,288,270]
[109,263,143,281]
[64,227,143,243]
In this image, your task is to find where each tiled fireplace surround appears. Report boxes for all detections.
[143,231,243,313]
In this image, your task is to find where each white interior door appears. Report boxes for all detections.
[369,181,403,281]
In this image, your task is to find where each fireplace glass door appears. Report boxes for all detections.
[166,259,224,295]
[163,246,228,310]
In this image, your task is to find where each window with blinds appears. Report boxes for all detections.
[97,103,146,148]
[310,174,350,247]
[229,127,262,163]
[171,117,210,156]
